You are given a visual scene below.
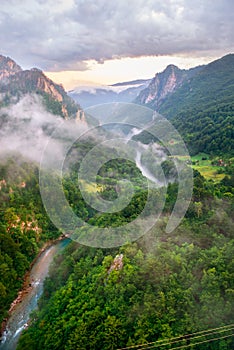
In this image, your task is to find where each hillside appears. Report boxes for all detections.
[0,54,233,350]
[0,157,61,327]
[135,54,234,156]
[0,55,82,120]
[159,54,234,118]
[0,55,22,80]
[163,54,234,156]
[17,170,234,350]
[135,64,202,109]
[0,55,92,330]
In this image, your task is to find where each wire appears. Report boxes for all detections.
[117,323,234,350]
[139,327,234,349]
[142,333,234,350]
[118,324,234,349]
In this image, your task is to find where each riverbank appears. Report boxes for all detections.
[0,234,69,339]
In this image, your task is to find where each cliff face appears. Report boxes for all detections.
[135,64,202,110]
[0,55,83,120]
[31,69,64,102]
[0,55,22,81]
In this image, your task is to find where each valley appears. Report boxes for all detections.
[0,52,233,349]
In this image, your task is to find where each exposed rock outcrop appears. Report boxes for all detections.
[0,55,84,121]
[135,64,202,110]
[0,55,22,81]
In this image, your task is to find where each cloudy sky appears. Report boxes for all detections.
[1,0,233,88]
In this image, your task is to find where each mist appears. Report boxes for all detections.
[0,94,88,166]
[135,150,163,186]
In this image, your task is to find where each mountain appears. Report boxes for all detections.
[134,54,234,156]
[0,55,82,120]
[158,54,234,118]
[1,55,233,350]
[135,64,203,109]
[69,79,151,108]
[0,55,22,80]
[160,54,234,155]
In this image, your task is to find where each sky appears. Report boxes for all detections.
[0,0,234,89]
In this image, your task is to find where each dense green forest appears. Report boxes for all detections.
[162,55,234,157]
[132,104,234,157]
[172,103,234,156]
[1,115,234,349]
[134,55,234,157]
[0,157,61,325]
[18,169,234,350]
[1,131,233,349]
[0,53,234,349]
[15,159,234,349]
[159,54,234,119]
[1,141,233,349]
[0,147,165,326]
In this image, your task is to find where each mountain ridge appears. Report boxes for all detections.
[135,64,203,109]
[111,78,151,87]
[0,55,83,121]
[159,53,234,118]
[0,55,22,81]
[134,53,234,156]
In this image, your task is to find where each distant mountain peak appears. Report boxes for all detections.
[111,78,151,87]
[164,64,179,71]
[30,67,43,72]
[69,79,151,108]
[0,55,22,80]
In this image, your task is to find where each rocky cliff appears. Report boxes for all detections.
[0,55,22,81]
[135,64,202,110]
[0,55,82,120]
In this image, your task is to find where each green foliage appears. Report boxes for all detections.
[160,54,234,120]
[0,127,233,349]
[162,55,234,156]
[17,172,234,349]
[0,67,80,118]
[136,54,234,157]
[0,157,60,324]
[40,92,63,117]
[173,105,234,156]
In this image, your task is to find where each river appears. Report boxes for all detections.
[0,238,70,350]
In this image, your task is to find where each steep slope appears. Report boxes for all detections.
[134,54,234,156]
[159,54,234,118]
[135,64,202,109]
[0,55,22,80]
[0,157,61,328]
[17,172,234,349]
[160,54,234,155]
[0,55,82,120]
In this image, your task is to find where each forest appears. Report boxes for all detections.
[0,157,61,325]
[16,165,234,349]
[0,144,232,349]
[0,53,233,349]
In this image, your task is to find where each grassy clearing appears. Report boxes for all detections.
[192,165,225,182]
[79,179,103,193]
[191,153,226,182]
[169,153,226,182]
